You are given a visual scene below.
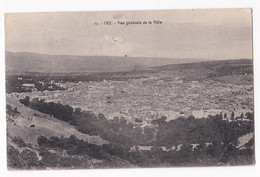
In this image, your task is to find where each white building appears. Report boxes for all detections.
[22,83,35,88]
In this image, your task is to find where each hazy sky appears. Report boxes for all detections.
[5,9,252,59]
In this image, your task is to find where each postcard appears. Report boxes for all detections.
[5,9,254,169]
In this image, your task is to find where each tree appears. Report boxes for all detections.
[74,107,81,115]
[220,112,223,119]
[224,113,227,119]
[66,135,78,147]
[187,115,195,120]
[245,112,253,120]
[37,136,47,146]
[6,104,13,115]
[152,116,167,125]
[19,96,30,106]
[231,111,235,120]
[98,113,106,120]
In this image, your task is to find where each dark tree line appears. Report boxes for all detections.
[20,97,73,122]
[153,114,254,147]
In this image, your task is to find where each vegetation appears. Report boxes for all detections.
[19,97,154,146]
[154,114,254,147]
[6,104,20,116]
[6,74,65,93]
[6,71,150,93]
[16,96,255,168]
[20,97,73,122]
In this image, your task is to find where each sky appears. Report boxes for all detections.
[5,8,253,59]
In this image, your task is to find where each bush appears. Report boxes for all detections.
[37,136,48,146]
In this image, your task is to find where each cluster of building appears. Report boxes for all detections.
[9,72,254,124]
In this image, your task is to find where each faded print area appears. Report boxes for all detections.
[5,9,254,169]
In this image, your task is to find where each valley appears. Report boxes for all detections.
[6,58,255,169]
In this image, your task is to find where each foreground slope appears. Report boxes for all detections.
[7,96,136,169]
[6,95,107,146]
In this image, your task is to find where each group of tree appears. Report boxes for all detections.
[6,104,20,116]
[20,97,73,122]
[153,114,254,147]
[6,75,64,93]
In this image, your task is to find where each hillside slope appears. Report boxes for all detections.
[6,95,108,146]
[7,95,136,169]
[153,59,253,81]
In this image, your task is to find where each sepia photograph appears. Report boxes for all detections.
[5,8,254,170]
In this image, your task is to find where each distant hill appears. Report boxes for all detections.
[153,59,253,81]
[5,51,206,73]
[153,59,253,71]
